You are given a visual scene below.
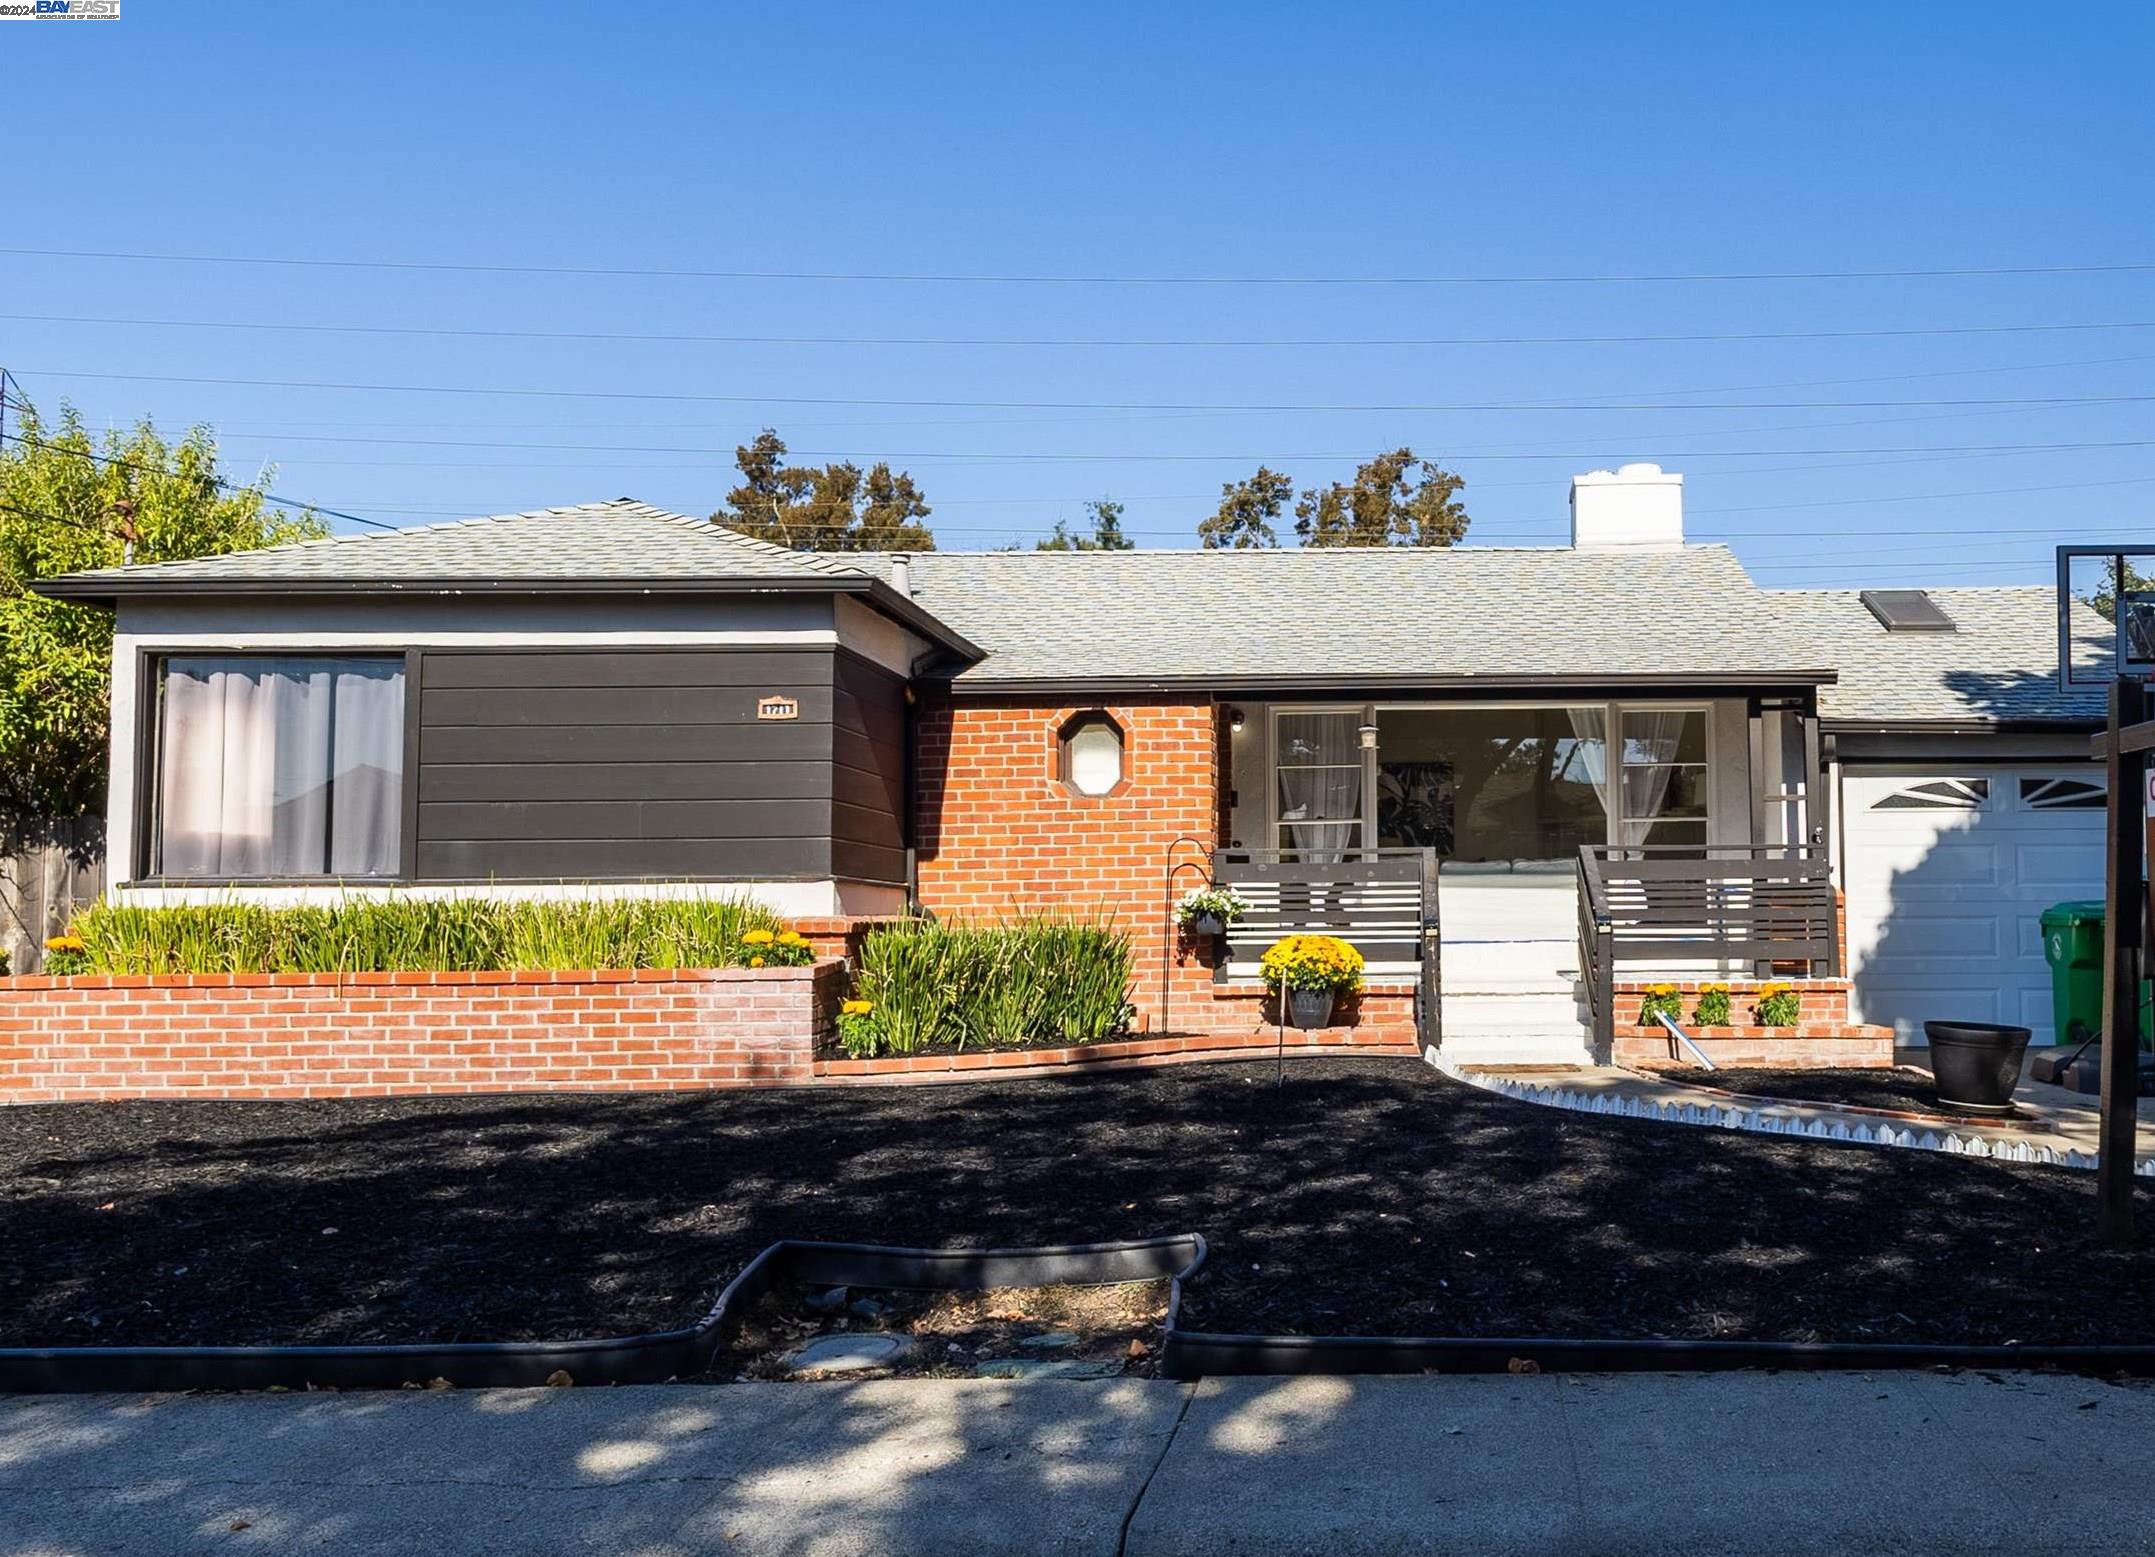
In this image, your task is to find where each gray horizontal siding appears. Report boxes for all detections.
[412,646,902,885]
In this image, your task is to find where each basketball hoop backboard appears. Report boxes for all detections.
[2057,545,2155,690]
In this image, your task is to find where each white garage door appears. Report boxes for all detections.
[1842,767,2106,1043]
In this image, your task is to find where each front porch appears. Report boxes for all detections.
[1199,691,1887,1066]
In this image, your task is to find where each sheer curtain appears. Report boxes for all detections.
[1620,709,1689,846]
[157,657,403,877]
[1564,707,1611,838]
[1276,712,1362,863]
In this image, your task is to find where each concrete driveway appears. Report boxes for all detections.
[4,1371,2153,1555]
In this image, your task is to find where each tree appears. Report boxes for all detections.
[1198,467,1293,549]
[1294,448,1469,548]
[716,429,935,552]
[0,404,325,827]
[1036,498,1135,552]
[2084,557,2153,623]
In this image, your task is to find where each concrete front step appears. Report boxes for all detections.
[1438,1033,1598,1066]
[1438,982,1595,1065]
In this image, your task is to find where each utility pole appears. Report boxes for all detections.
[2098,675,2149,1247]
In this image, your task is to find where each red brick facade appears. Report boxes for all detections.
[0,963,844,1103]
[914,694,1230,1031]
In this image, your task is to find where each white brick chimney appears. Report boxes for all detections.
[1570,463,1684,551]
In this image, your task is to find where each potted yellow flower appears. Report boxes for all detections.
[1259,934,1364,1029]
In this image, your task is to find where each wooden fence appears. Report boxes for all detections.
[1,818,106,975]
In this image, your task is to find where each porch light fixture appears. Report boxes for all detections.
[1228,706,1246,734]
[1357,720,1379,751]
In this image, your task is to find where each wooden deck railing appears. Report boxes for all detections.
[1576,844,1839,1054]
[1212,848,1441,1047]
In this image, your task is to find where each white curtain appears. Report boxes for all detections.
[1277,713,1362,863]
[1620,709,1689,846]
[157,657,403,878]
[1564,707,1611,829]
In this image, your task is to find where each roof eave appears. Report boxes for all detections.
[1823,715,2106,736]
[928,669,1841,697]
[31,572,985,662]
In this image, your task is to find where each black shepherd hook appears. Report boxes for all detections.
[1162,836,1215,1038]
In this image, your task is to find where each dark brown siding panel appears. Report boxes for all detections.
[422,648,837,691]
[827,654,910,886]
[417,837,831,882]
[418,798,834,842]
[422,721,831,766]
[413,646,875,884]
[419,761,835,805]
[422,684,838,729]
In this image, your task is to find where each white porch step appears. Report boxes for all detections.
[1436,981,1595,1066]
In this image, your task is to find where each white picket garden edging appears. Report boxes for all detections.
[1425,1048,2155,1177]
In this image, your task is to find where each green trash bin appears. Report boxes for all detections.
[2038,901,2154,1048]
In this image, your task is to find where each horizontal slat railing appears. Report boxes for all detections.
[1211,848,1441,1045]
[1577,844,1839,980]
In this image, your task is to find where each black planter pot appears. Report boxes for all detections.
[1188,912,1226,938]
[1925,1020,2033,1115]
[1287,988,1336,1030]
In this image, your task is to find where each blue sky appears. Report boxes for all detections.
[1,1,2149,584]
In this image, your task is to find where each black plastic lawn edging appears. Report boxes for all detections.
[0,1236,1205,1395]
[1154,1330,2155,1378]
[13,1228,2155,1393]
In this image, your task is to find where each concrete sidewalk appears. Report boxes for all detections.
[5,1371,2154,1555]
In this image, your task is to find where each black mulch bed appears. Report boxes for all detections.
[1673,1065,1965,1118]
[4,1057,2152,1352]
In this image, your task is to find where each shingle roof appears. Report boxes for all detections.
[40,496,2103,724]
[37,499,871,587]
[1762,587,2104,725]
[861,543,1827,685]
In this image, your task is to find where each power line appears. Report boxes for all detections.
[2,244,2149,285]
[0,427,397,531]
[9,307,2155,350]
[21,365,2155,414]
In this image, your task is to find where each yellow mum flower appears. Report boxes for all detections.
[44,934,85,952]
[778,930,808,946]
[749,955,766,968]
[741,929,776,946]
[841,998,874,1016]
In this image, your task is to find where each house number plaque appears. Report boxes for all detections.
[757,695,800,721]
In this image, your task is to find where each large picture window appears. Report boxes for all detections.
[1271,701,1715,864]
[1375,705,1610,863]
[151,655,406,878]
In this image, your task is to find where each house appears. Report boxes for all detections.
[34,466,2106,1066]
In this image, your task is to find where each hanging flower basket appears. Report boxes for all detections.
[1175,885,1249,939]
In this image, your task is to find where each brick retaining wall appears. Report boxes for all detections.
[0,962,844,1102]
[1609,978,1896,1068]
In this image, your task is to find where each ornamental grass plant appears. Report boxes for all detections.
[847,914,1133,1058]
[58,895,793,976]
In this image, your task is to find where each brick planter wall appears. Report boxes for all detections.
[1610,978,1896,1069]
[0,961,844,1103]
